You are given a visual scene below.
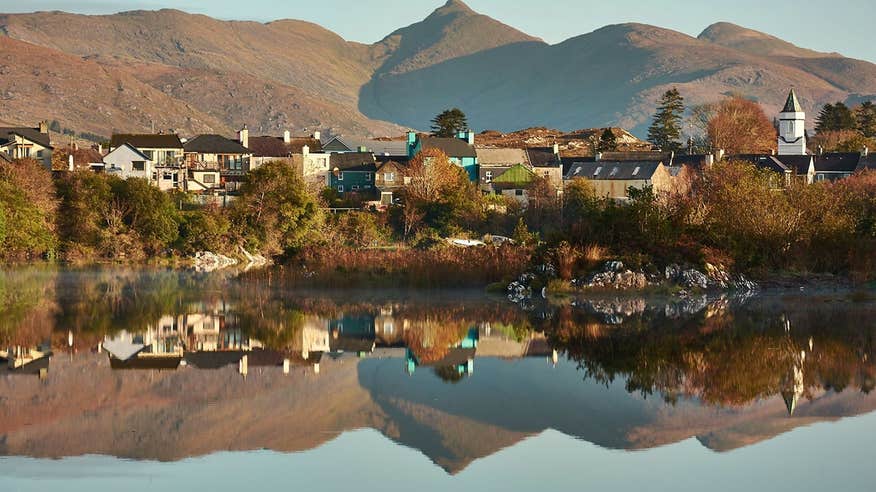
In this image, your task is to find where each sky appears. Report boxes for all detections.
[1,0,875,63]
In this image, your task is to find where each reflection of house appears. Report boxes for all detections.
[476,325,554,360]
[406,327,478,377]
[0,122,53,168]
[329,315,376,356]
[183,134,251,193]
[109,133,184,191]
[0,343,52,377]
[103,328,184,371]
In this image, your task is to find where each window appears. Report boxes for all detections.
[385,172,395,182]
[365,172,372,181]
[338,172,344,181]
[593,166,603,176]
[143,150,154,160]
[485,170,493,182]
[515,189,524,196]
[337,185,344,193]
[610,167,619,177]
[132,161,145,171]
[36,150,43,158]
[632,166,641,176]
[352,185,360,191]
[163,172,174,180]
[203,174,216,184]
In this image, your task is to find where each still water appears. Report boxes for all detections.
[1,266,875,491]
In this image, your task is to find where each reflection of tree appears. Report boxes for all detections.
[0,267,58,346]
[547,301,876,409]
[434,365,465,384]
[403,319,469,364]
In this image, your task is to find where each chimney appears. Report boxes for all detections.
[407,131,417,145]
[39,121,48,134]
[715,149,725,162]
[358,145,368,153]
[283,130,291,144]
[239,125,249,148]
[68,154,74,172]
[98,144,103,155]
[595,152,603,162]
[863,146,869,157]
[705,154,714,167]
[302,145,310,157]
[817,145,824,156]
[467,130,475,145]
[552,143,559,155]
[312,131,321,141]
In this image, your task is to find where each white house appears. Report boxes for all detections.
[109,133,184,191]
[103,143,152,180]
[0,122,54,169]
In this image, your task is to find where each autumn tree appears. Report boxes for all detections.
[430,108,469,138]
[403,148,480,236]
[706,96,777,154]
[0,158,59,259]
[647,88,685,151]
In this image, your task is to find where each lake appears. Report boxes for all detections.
[1,266,875,491]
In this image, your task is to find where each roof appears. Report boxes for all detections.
[105,143,151,162]
[6,355,52,375]
[782,89,804,113]
[565,161,662,180]
[417,347,476,367]
[0,127,53,149]
[109,355,182,371]
[814,152,861,173]
[324,137,407,157]
[110,133,183,150]
[330,336,376,353]
[731,154,814,175]
[857,154,876,172]
[476,147,530,167]
[376,160,407,173]
[419,136,477,158]
[330,152,376,172]
[671,154,712,169]
[526,147,561,168]
[184,134,250,154]
[492,163,535,186]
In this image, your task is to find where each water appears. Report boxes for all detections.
[1,266,875,491]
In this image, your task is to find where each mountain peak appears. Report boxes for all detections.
[438,0,474,13]
[698,22,836,58]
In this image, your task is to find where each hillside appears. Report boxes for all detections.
[2,1,876,138]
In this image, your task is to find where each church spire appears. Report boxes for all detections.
[782,89,803,113]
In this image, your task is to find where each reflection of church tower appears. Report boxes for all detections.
[781,361,805,416]
[778,89,807,156]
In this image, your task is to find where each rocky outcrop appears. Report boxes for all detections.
[191,251,237,273]
[665,263,758,292]
[574,262,650,291]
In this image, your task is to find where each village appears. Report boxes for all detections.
[4,89,874,212]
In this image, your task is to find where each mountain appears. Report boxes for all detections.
[2,1,876,139]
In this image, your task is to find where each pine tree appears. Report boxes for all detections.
[647,88,685,151]
[857,101,876,138]
[816,102,857,133]
[430,108,469,138]
[597,128,618,152]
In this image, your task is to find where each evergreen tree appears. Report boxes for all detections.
[430,108,469,138]
[857,101,876,138]
[647,88,685,151]
[597,128,618,152]
[816,102,857,133]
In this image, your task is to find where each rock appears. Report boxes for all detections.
[192,251,237,273]
[605,261,625,273]
[678,268,710,290]
[579,269,649,290]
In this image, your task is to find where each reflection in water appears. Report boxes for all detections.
[1,266,876,473]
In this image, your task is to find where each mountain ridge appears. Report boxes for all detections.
[1,2,875,138]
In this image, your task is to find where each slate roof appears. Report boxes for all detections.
[565,161,662,180]
[323,137,407,157]
[782,89,804,113]
[857,154,876,172]
[110,133,183,149]
[526,147,562,168]
[109,355,182,371]
[600,151,672,162]
[184,134,250,154]
[330,152,376,172]
[732,154,813,175]
[671,154,712,169]
[476,147,530,167]
[0,127,53,149]
[419,136,477,158]
[814,152,862,173]
[330,336,376,354]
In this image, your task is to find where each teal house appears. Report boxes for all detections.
[407,131,479,182]
[328,152,377,196]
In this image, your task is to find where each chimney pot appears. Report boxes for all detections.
[239,126,249,149]
[302,144,310,157]
[595,152,603,162]
[283,130,291,144]
[863,146,869,157]
[552,143,559,155]
[39,121,48,134]
[313,131,321,141]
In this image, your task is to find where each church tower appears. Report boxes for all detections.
[778,89,807,155]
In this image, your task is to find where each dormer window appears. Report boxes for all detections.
[632,166,641,176]
[594,166,603,176]
[610,167,619,177]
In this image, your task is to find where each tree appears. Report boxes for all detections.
[0,159,59,259]
[647,88,685,151]
[816,102,857,133]
[706,96,777,155]
[811,130,876,153]
[430,108,469,138]
[232,161,322,256]
[597,128,618,152]
[857,101,876,138]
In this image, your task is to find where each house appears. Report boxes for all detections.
[564,160,673,200]
[527,145,564,195]
[183,134,252,193]
[476,147,531,193]
[103,143,153,180]
[813,152,862,182]
[248,128,329,184]
[110,133,185,191]
[731,154,815,186]
[375,160,409,205]
[1,344,53,377]
[329,315,376,356]
[408,131,478,181]
[323,136,409,161]
[856,149,876,172]
[55,144,105,172]
[328,152,377,195]
[491,164,537,204]
[0,122,54,168]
